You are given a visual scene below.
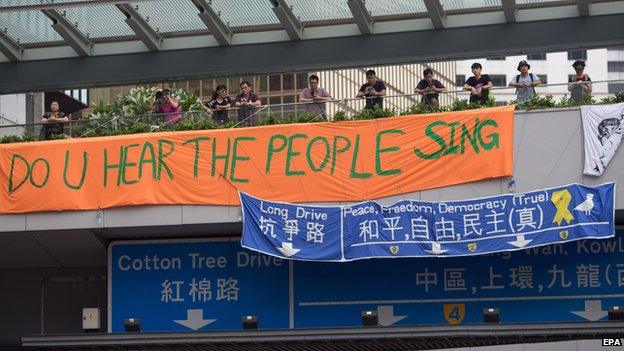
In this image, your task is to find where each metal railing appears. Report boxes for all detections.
[1,78,622,142]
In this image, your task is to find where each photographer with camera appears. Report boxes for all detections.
[356,70,386,110]
[415,68,447,109]
[153,89,182,126]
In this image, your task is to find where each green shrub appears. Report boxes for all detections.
[601,90,624,104]
[0,135,24,143]
[515,95,558,110]
[352,106,396,119]
[48,133,68,140]
[401,102,449,115]
[333,110,348,121]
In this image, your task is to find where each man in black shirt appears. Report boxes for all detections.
[39,100,69,140]
[357,69,387,109]
[415,68,447,108]
[463,62,493,105]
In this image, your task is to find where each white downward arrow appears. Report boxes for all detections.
[377,305,407,326]
[571,300,608,321]
[426,242,447,255]
[509,234,532,248]
[278,242,301,257]
[174,309,216,331]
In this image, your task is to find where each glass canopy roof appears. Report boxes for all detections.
[0,0,618,46]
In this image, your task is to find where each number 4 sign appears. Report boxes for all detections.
[444,304,466,325]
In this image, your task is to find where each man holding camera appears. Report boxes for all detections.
[357,70,387,110]
[415,68,447,108]
[299,75,332,118]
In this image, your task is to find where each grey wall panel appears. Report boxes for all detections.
[513,110,584,193]
[420,179,504,202]
[103,205,182,227]
[182,205,241,224]
[0,214,25,232]
[25,210,102,231]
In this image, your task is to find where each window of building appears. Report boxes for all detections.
[175,81,188,90]
[608,61,624,72]
[269,75,281,92]
[455,74,465,86]
[527,53,546,60]
[65,88,89,105]
[201,79,214,96]
[488,56,506,60]
[188,80,200,97]
[283,95,295,104]
[296,72,309,90]
[537,74,547,85]
[567,50,587,60]
[256,76,267,93]
[608,83,624,93]
[490,74,507,87]
[283,74,294,91]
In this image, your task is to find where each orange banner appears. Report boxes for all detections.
[0,106,514,213]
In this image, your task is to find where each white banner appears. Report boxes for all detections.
[581,102,624,176]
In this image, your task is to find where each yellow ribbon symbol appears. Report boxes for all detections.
[551,189,574,226]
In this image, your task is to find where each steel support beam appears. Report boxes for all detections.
[41,9,93,56]
[578,0,591,16]
[347,0,373,35]
[1,14,624,94]
[0,0,160,12]
[270,0,303,40]
[116,3,162,51]
[424,0,446,29]
[190,0,232,46]
[0,30,23,61]
[501,0,517,23]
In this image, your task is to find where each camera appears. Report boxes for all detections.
[155,90,169,104]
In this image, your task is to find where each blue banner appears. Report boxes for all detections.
[240,183,615,261]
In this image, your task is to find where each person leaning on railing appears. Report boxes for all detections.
[509,60,541,104]
[568,60,592,103]
[152,89,182,125]
[234,81,261,126]
[414,68,447,108]
[463,62,493,105]
[39,100,69,140]
[299,74,332,118]
[204,84,232,124]
[357,69,387,109]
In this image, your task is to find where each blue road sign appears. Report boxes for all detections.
[109,239,289,332]
[110,231,624,332]
[294,229,624,327]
